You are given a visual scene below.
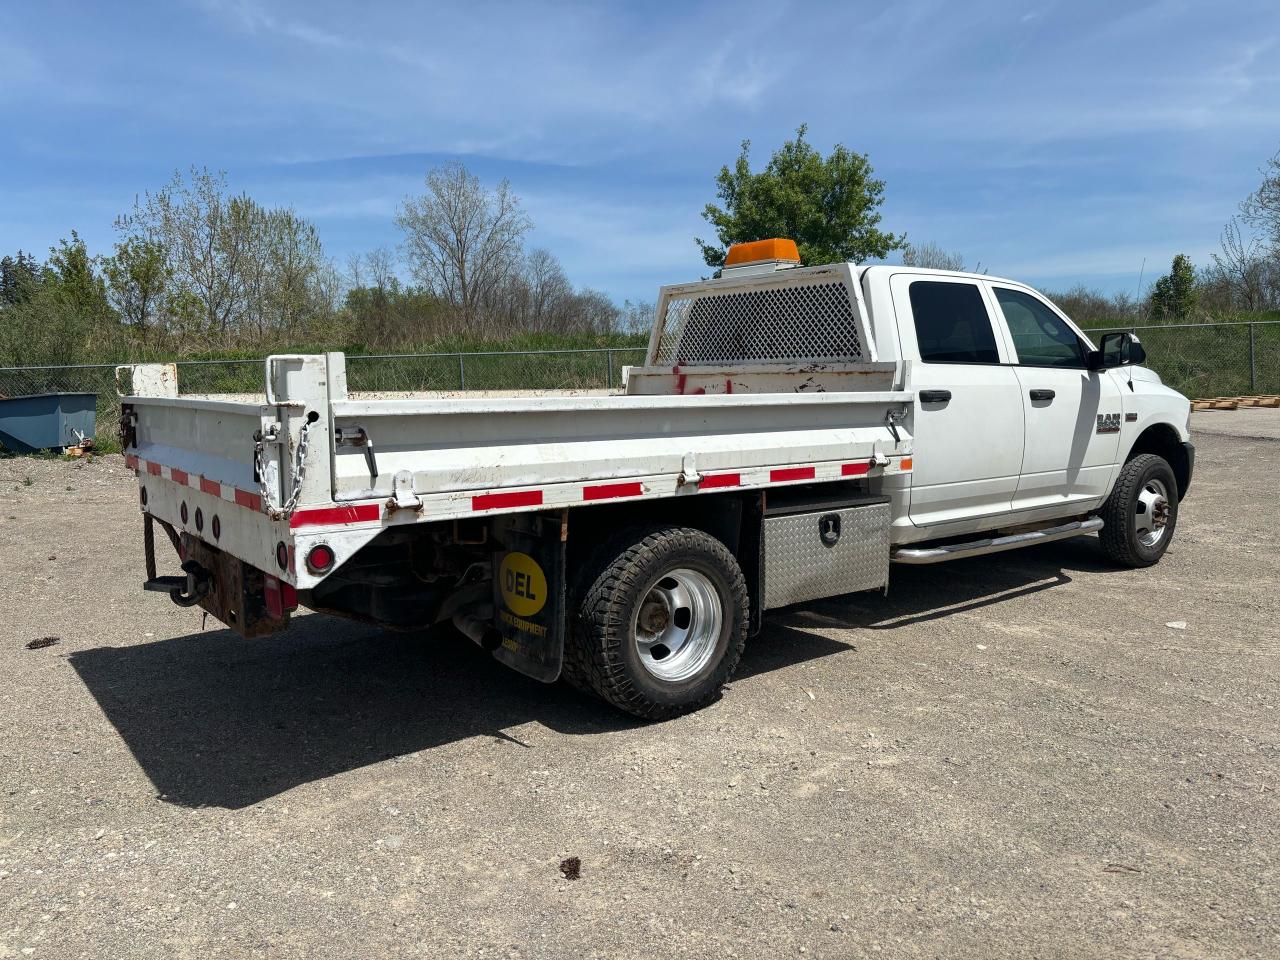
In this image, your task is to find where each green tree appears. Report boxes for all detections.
[0,234,115,365]
[0,251,42,306]
[103,236,171,342]
[44,232,111,322]
[117,167,335,347]
[696,124,905,269]
[1149,253,1198,321]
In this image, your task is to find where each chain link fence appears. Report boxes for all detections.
[0,348,649,450]
[1082,320,1280,398]
[0,324,1275,451]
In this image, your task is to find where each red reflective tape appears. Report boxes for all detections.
[583,481,643,501]
[146,461,161,476]
[841,462,870,477]
[125,454,139,470]
[234,488,262,512]
[289,504,381,528]
[770,466,815,482]
[472,490,543,511]
[699,473,741,489]
[200,477,221,497]
[170,468,189,485]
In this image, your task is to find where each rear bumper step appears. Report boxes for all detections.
[891,517,1104,565]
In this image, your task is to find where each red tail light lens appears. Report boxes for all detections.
[306,544,335,573]
[263,576,300,620]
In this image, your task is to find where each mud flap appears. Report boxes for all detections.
[490,513,566,683]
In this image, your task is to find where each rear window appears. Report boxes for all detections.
[908,281,1000,364]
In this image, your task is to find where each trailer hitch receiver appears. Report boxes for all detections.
[143,559,212,608]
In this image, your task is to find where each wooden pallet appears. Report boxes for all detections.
[1192,395,1280,410]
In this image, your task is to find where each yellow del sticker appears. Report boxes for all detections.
[499,551,547,617]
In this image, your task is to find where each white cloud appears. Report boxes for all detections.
[195,0,353,49]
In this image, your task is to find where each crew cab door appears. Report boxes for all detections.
[890,274,1025,527]
[987,283,1122,510]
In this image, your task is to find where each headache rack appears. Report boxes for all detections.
[647,263,870,367]
[626,262,893,396]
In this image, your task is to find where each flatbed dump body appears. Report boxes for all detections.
[125,354,913,582]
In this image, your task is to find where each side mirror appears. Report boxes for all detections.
[1099,331,1147,368]
[1129,335,1147,365]
[1086,350,1105,372]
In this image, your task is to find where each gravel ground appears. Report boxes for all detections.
[1191,406,1280,440]
[1,421,1277,960]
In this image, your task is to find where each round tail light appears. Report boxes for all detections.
[306,544,335,573]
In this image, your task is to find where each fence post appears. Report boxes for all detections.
[606,350,615,389]
[458,354,466,390]
[1249,322,1257,393]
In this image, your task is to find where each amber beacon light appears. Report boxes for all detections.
[723,238,801,267]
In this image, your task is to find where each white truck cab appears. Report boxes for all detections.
[857,264,1192,549]
[121,239,1193,719]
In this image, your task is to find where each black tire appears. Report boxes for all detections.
[563,525,749,720]
[1099,453,1179,568]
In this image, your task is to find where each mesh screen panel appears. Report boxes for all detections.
[654,281,863,366]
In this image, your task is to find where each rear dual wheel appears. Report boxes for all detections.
[563,526,748,720]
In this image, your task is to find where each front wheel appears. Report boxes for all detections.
[1099,453,1179,567]
[564,526,749,720]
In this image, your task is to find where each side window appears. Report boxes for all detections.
[995,288,1086,368]
[908,280,1000,364]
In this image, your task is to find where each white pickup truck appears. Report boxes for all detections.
[121,238,1194,719]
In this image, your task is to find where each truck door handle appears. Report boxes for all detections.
[919,389,951,404]
[1029,389,1055,401]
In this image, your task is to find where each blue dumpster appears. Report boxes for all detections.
[0,393,98,453]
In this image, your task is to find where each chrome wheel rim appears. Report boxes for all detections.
[633,568,722,682]
[1134,477,1171,547]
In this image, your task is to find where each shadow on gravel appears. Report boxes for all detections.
[769,535,1110,633]
[72,615,846,810]
[71,621,626,809]
[70,537,1108,810]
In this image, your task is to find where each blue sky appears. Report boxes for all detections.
[2,0,1278,304]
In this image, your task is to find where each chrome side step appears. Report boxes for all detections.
[891,517,1104,565]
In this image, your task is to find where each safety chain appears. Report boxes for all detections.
[255,414,314,519]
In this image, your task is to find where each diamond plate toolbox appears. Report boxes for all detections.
[762,494,890,610]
